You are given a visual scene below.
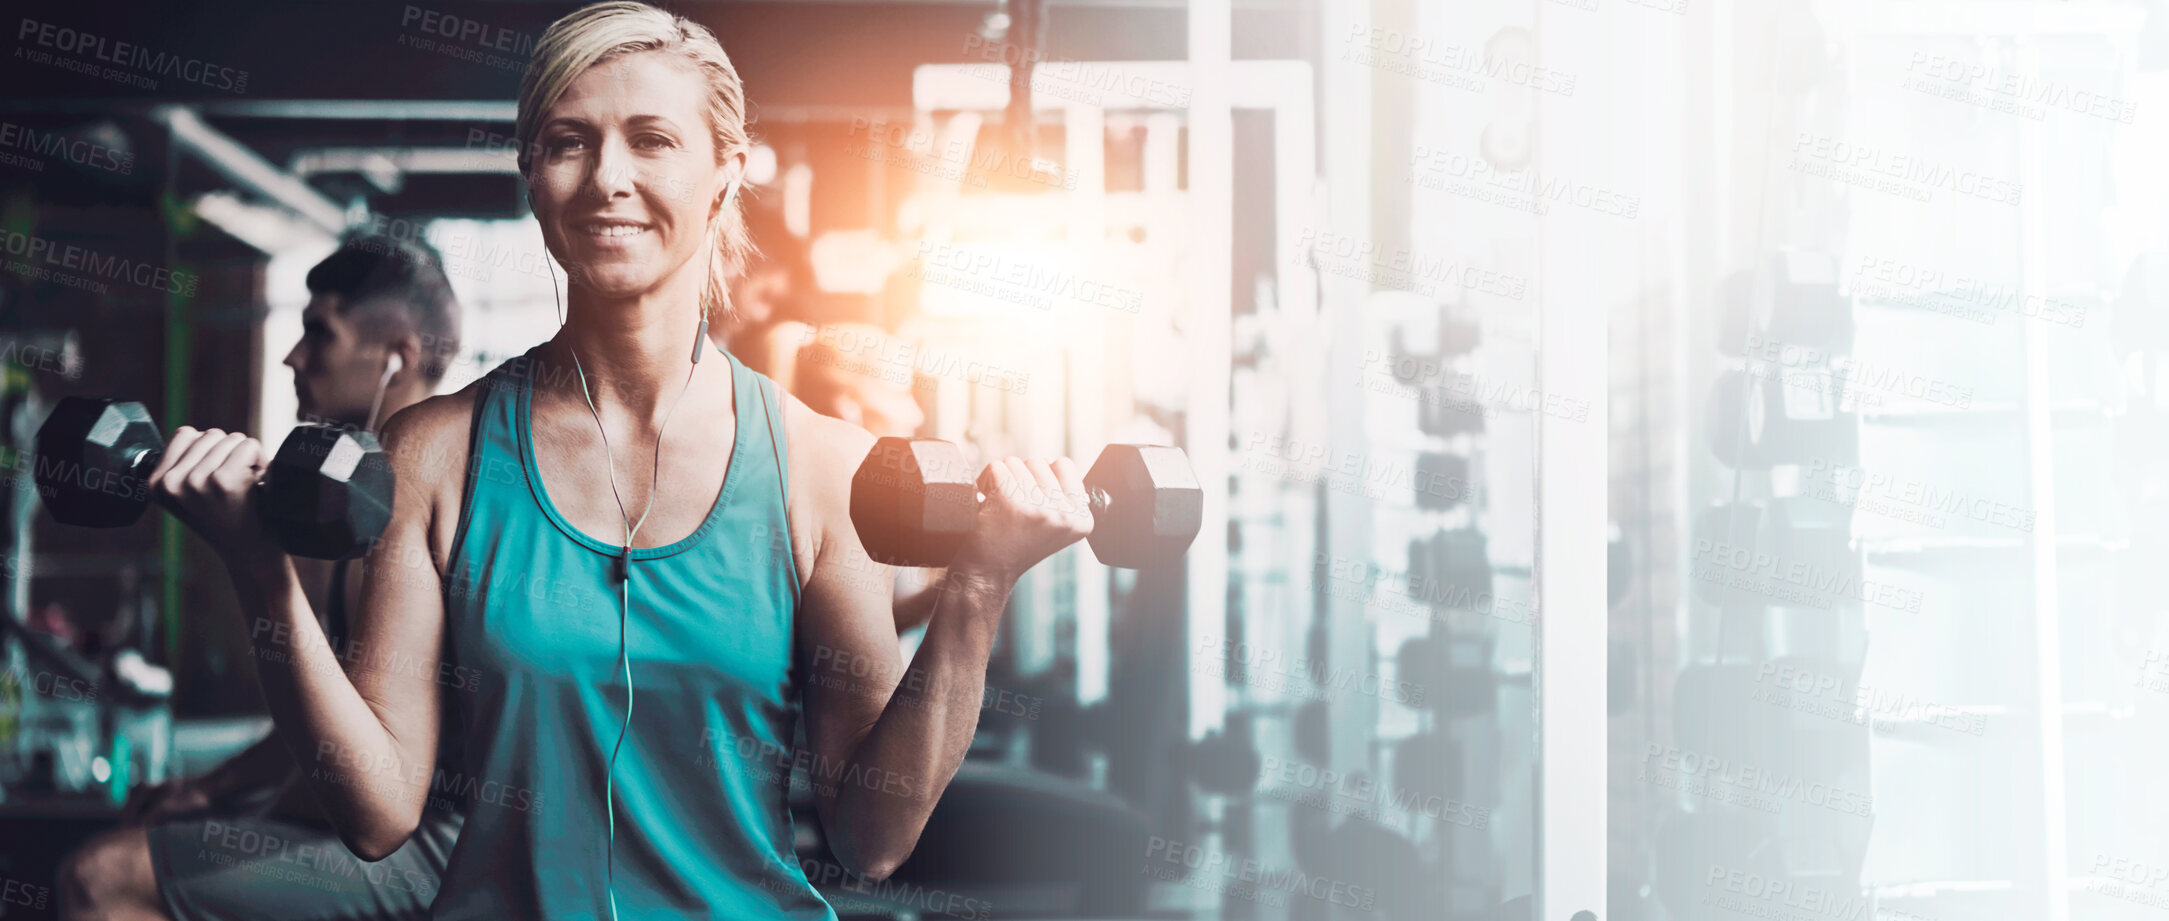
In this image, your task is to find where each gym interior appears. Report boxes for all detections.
[1,0,2164,919]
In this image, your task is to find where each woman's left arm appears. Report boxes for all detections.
[786,402,1090,881]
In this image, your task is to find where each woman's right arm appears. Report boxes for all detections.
[213,396,468,861]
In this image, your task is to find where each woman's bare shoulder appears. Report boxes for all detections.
[377,384,490,498]
[774,387,880,575]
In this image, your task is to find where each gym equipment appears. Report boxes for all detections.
[1418,386,1487,437]
[1672,660,1772,767]
[1694,502,1759,607]
[1396,632,1496,718]
[1759,497,1854,582]
[1705,368,1859,469]
[1414,450,1469,510]
[850,437,1202,569]
[844,761,1155,918]
[1290,814,1429,921]
[1692,499,1857,610]
[1392,729,1461,806]
[1716,250,1847,357]
[1184,722,1262,796]
[1375,297,1486,435]
[1293,700,1330,765]
[35,397,392,560]
[1386,306,1481,387]
[1029,694,1126,782]
[1407,527,1493,607]
[1671,658,1870,783]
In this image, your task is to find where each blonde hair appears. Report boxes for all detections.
[516,1,754,317]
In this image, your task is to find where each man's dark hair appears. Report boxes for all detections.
[306,232,462,382]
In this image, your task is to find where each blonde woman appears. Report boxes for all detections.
[142,3,1093,918]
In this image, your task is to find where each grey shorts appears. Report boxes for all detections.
[147,806,463,921]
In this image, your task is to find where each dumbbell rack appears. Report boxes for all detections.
[1680,241,1875,921]
[1219,202,1527,920]
[1361,287,1520,915]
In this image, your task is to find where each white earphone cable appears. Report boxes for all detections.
[547,188,730,921]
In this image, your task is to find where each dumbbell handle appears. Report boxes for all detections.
[119,442,278,503]
[117,444,161,480]
[978,485,1115,518]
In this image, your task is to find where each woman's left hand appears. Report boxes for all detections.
[948,456,1094,585]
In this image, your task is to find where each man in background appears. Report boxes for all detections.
[59,232,466,921]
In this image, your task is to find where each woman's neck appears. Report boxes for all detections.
[544,283,724,425]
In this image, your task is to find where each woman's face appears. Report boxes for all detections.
[528,51,743,301]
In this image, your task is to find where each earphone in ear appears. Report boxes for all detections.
[364,350,406,432]
[694,180,739,365]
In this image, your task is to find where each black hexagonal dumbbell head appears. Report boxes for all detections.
[1082,444,1202,569]
[262,424,394,560]
[1393,729,1461,806]
[35,397,164,528]
[1397,632,1496,719]
[851,437,978,567]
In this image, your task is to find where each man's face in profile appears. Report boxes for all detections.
[282,294,386,426]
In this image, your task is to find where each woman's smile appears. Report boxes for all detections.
[575,218,655,246]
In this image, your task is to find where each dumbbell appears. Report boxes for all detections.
[34,397,393,560]
[1705,367,1858,469]
[1414,450,1469,510]
[1417,385,1486,437]
[1385,304,1481,387]
[1716,250,1847,357]
[1407,527,1492,605]
[1396,632,1496,718]
[1691,499,1857,609]
[1393,729,1462,806]
[850,437,1202,569]
[1671,658,1870,783]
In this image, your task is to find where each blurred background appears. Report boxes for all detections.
[1,0,2167,920]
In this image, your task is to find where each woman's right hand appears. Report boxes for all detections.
[144,427,286,574]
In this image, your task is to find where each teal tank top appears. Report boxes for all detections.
[430,343,835,921]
